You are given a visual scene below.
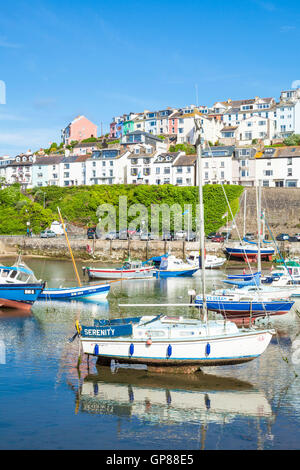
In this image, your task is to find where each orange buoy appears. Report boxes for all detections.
[146,339,152,346]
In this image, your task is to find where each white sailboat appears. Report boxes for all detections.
[76,118,275,371]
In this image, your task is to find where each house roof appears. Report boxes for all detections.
[255,146,300,159]
[221,126,238,132]
[173,154,197,167]
[153,152,181,164]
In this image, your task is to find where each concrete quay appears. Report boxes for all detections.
[0,235,299,263]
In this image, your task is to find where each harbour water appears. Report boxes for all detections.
[0,256,300,450]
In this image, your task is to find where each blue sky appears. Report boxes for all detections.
[0,0,300,156]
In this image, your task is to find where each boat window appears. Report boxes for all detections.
[1,270,9,278]
[9,270,17,279]
[19,272,30,282]
[147,330,165,337]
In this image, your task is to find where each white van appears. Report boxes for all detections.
[50,221,64,236]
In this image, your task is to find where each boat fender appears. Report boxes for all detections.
[167,344,172,358]
[146,339,152,346]
[93,383,99,396]
[129,343,134,356]
[94,344,99,355]
[205,343,211,356]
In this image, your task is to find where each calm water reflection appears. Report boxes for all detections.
[0,256,300,450]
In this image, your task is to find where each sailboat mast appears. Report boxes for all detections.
[57,207,82,287]
[243,190,247,239]
[195,119,207,322]
[257,180,262,274]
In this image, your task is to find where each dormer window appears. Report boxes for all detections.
[22,157,27,162]
[16,157,20,162]
[135,148,140,154]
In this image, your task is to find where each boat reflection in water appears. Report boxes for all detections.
[76,365,273,426]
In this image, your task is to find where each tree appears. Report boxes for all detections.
[283,134,300,146]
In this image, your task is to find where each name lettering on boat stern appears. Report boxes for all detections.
[24,289,35,295]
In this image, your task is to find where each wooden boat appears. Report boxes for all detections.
[83,259,155,280]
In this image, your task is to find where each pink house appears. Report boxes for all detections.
[61,115,98,145]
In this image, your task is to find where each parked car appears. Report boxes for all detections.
[207,232,217,239]
[174,230,187,240]
[140,232,151,241]
[119,229,128,240]
[293,233,300,241]
[221,231,231,240]
[162,231,174,241]
[87,227,99,239]
[105,231,119,240]
[149,233,160,240]
[289,236,298,242]
[40,230,57,238]
[211,233,225,243]
[185,231,196,241]
[276,233,290,241]
[245,232,255,240]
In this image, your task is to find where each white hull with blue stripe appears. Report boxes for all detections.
[79,315,274,368]
[39,283,110,300]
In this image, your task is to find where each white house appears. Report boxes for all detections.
[255,146,300,188]
[85,148,130,185]
[275,89,300,139]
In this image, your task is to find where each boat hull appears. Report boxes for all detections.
[86,267,154,280]
[156,268,199,278]
[224,247,274,261]
[80,329,274,367]
[39,283,110,300]
[195,297,294,319]
[0,283,45,310]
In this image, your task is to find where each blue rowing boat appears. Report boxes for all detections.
[38,283,110,300]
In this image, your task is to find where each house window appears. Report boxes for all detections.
[156,167,160,174]
[288,158,292,165]
[64,172,69,178]
[288,168,293,176]
[176,178,183,185]
[263,180,269,187]
[164,167,170,174]
[64,163,69,169]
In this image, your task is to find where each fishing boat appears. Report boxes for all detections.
[261,261,300,286]
[83,259,155,280]
[0,258,45,310]
[75,119,275,370]
[155,254,199,278]
[186,251,226,269]
[38,208,111,301]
